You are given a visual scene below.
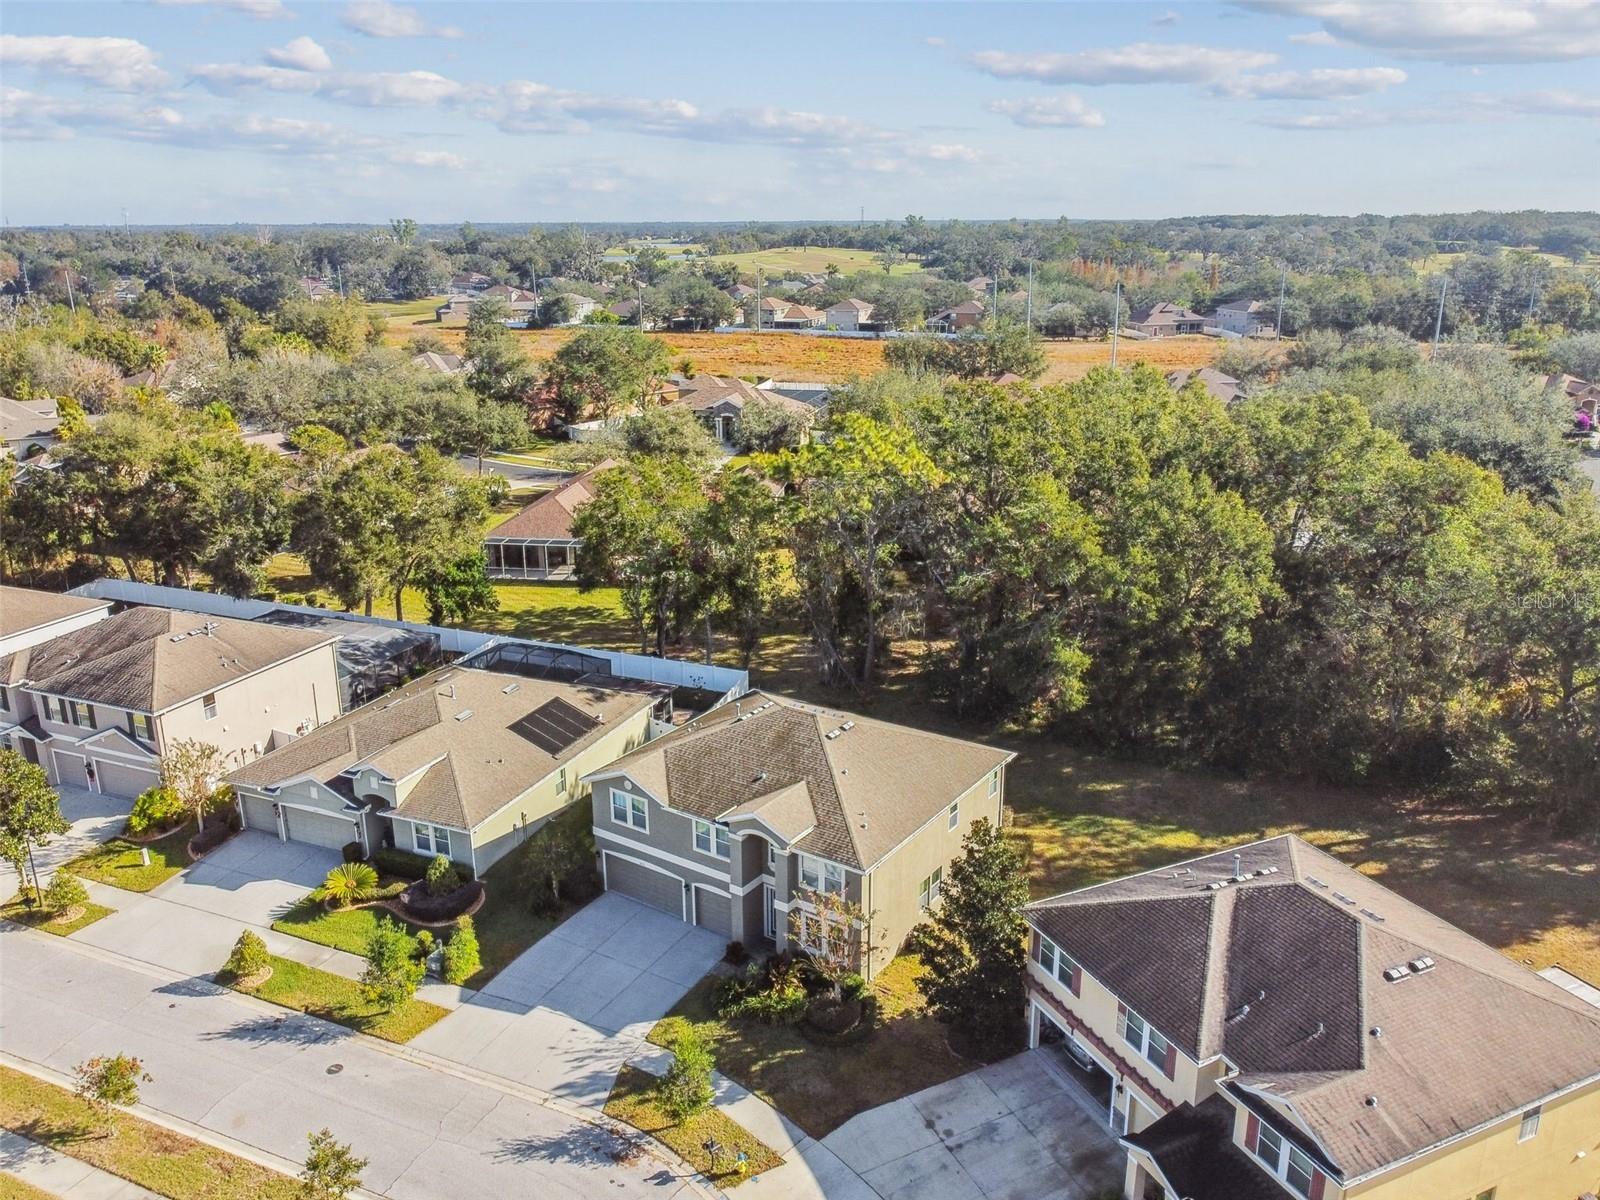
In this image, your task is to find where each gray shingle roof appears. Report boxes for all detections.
[0,586,110,640]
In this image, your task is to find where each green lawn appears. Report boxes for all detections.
[0,894,114,936]
[648,955,974,1139]
[63,825,191,893]
[604,1065,782,1187]
[0,1170,56,1200]
[0,1064,300,1200]
[270,895,418,957]
[222,955,448,1044]
[362,295,446,320]
[704,246,922,277]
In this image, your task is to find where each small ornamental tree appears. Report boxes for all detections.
[920,819,1030,1058]
[0,749,69,906]
[159,740,228,832]
[225,929,271,980]
[657,1025,714,1120]
[73,1054,151,1131]
[299,1127,367,1200]
[440,916,481,985]
[42,872,89,919]
[126,785,185,836]
[788,889,875,1001]
[360,917,424,1010]
[522,822,587,913]
[424,853,457,897]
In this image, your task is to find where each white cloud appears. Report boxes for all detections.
[1502,88,1600,117]
[924,36,946,47]
[190,62,322,92]
[341,0,462,39]
[321,69,465,106]
[1241,0,1600,63]
[969,42,1277,85]
[910,142,987,163]
[1213,66,1407,100]
[1288,30,1339,46]
[987,95,1107,128]
[0,34,168,90]
[1153,10,1181,25]
[151,0,293,17]
[390,148,471,169]
[264,35,331,71]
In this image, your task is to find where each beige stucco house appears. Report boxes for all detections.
[582,691,1014,976]
[229,665,662,872]
[0,602,340,801]
[1023,835,1600,1200]
[0,585,112,659]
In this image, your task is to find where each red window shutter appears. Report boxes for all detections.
[1069,965,1082,996]
[1161,1042,1177,1078]
[1244,1113,1260,1155]
[1309,1170,1326,1200]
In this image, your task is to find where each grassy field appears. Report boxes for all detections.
[0,894,114,937]
[703,246,922,277]
[64,826,191,893]
[604,1064,783,1187]
[222,955,448,1043]
[0,1064,300,1200]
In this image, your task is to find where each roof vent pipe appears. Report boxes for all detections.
[1233,853,1243,879]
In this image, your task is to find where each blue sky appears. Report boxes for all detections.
[1,0,1597,225]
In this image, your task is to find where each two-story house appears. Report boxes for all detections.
[1215,299,1273,337]
[0,604,340,800]
[0,585,112,658]
[229,665,661,871]
[1023,835,1600,1200]
[583,691,1014,976]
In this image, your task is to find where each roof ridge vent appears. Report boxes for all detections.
[1332,891,1357,905]
[1359,907,1385,922]
[1407,956,1435,974]
[1306,876,1328,889]
[454,709,474,722]
[502,682,520,694]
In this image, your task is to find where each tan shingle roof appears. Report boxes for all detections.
[1027,834,1600,1181]
[595,691,1012,869]
[0,397,59,444]
[485,460,618,543]
[0,586,110,640]
[1,606,334,713]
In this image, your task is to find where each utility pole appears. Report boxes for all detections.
[1274,264,1288,340]
[64,268,77,315]
[638,280,645,330]
[755,272,763,333]
[992,268,999,328]
[1025,259,1034,332]
[122,207,131,244]
[335,263,345,300]
[1432,276,1448,353]
[859,205,864,229]
[1110,279,1122,368]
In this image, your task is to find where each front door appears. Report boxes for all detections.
[762,885,775,938]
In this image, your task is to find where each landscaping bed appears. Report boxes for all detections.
[0,894,115,937]
[603,1065,781,1188]
[0,1064,300,1200]
[62,824,193,892]
[219,954,448,1044]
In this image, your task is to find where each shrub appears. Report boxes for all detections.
[657,1026,714,1120]
[723,940,749,966]
[360,917,424,1010]
[414,929,435,960]
[340,841,364,864]
[317,862,379,908]
[440,916,481,985]
[225,929,271,978]
[425,853,458,897]
[126,786,185,836]
[372,847,441,881]
[721,959,808,1025]
[300,1128,367,1200]
[42,872,89,915]
[401,878,483,922]
[73,1053,151,1123]
[840,972,868,1002]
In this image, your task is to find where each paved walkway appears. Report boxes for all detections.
[0,1130,163,1200]
[1,785,125,898]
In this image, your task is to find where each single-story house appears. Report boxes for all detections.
[483,460,617,580]
[1166,367,1245,406]
[299,277,336,301]
[449,272,492,293]
[1543,373,1600,422]
[1024,834,1600,1200]
[671,376,815,446]
[0,396,63,461]
[927,300,986,333]
[771,303,824,330]
[824,298,874,331]
[1128,303,1206,337]
[583,690,1014,976]
[0,600,340,800]
[966,275,995,296]
[1214,299,1273,337]
[229,665,663,873]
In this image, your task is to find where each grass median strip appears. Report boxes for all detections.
[0,1170,57,1200]
[603,1065,781,1188]
[0,895,115,937]
[0,1064,299,1200]
[220,955,448,1044]
[63,825,191,893]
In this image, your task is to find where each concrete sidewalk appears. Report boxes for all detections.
[0,1130,163,1200]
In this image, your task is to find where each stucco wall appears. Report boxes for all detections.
[157,644,341,766]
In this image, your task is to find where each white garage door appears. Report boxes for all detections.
[604,853,684,917]
[53,751,89,790]
[282,806,358,851]
[241,794,279,836]
[693,885,732,938]
[94,759,159,801]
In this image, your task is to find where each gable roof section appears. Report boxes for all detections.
[485,460,618,543]
[595,691,1012,870]
[1026,834,1600,1181]
[0,396,59,444]
[2,606,334,713]
[1124,1094,1284,1200]
[0,586,111,640]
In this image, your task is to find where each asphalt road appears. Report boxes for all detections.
[0,931,704,1200]
[453,455,573,488]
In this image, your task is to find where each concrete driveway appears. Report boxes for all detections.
[1,784,126,897]
[814,1052,1125,1200]
[150,831,338,924]
[412,892,723,1107]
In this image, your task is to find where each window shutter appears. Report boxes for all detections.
[1069,965,1082,996]
[1030,930,1040,961]
[1116,1001,1128,1040]
[1309,1170,1326,1200]
[1161,1042,1177,1079]
[1244,1113,1260,1155]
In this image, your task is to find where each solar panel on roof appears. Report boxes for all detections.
[510,697,598,755]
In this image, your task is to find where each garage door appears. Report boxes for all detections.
[282,806,359,851]
[241,794,279,837]
[94,759,160,801]
[604,852,683,917]
[53,751,89,790]
[693,886,732,938]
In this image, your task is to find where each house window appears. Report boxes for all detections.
[1284,1146,1315,1198]
[1121,1007,1170,1070]
[988,769,999,797]
[1251,1121,1316,1199]
[557,767,568,795]
[1035,934,1079,990]
[1474,1190,1497,1200]
[692,819,731,860]
[128,713,154,742]
[69,701,96,730]
[798,854,844,896]
[948,800,959,831]
[413,823,452,857]
[918,867,943,910]
[0,686,9,712]
[1253,1123,1284,1170]
[1517,1106,1541,1142]
[202,693,218,719]
[610,790,647,831]
[766,842,776,870]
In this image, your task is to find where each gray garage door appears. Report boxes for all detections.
[693,885,732,938]
[241,794,279,837]
[604,852,683,918]
[282,805,358,851]
[53,751,89,790]
[94,759,160,801]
